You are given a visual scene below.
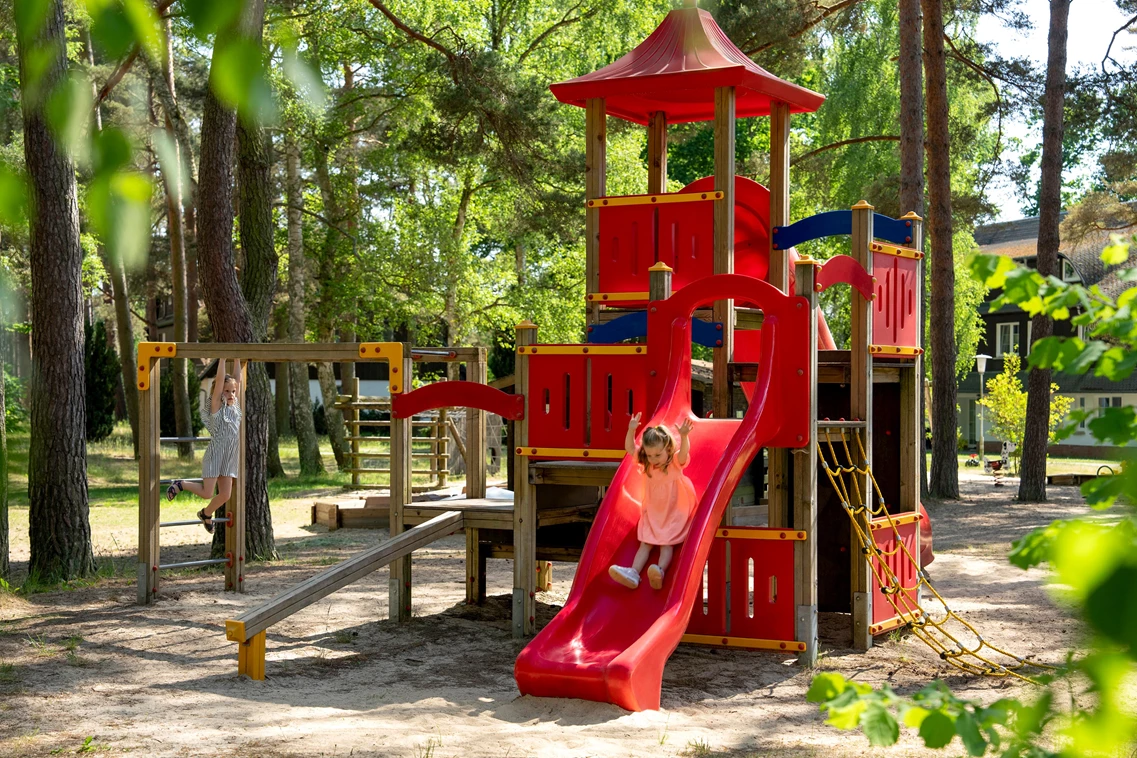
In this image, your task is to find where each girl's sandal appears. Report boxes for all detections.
[198,509,215,535]
[165,480,183,502]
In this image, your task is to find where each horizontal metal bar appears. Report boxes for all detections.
[160,436,211,443]
[160,518,231,528]
[158,558,230,570]
[817,420,866,428]
[159,478,204,485]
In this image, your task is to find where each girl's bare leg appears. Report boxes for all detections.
[202,477,234,518]
[657,544,674,572]
[180,478,216,499]
[631,542,653,573]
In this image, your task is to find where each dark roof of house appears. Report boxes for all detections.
[959,369,1137,395]
[974,205,1136,300]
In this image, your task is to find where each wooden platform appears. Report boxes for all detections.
[311,491,456,530]
[403,498,597,530]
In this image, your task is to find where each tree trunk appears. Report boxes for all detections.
[197,0,275,559]
[106,251,140,458]
[274,315,292,437]
[18,0,96,581]
[1019,0,1070,502]
[317,356,347,471]
[286,134,325,476]
[899,0,928,498]
[922,0,958,499]
[313,149,349,463]
[0,314,7,581]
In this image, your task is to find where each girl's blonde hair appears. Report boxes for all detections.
[210,375,239,396]
[637,425,675,476]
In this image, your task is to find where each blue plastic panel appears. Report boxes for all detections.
[586,311,723,348]
[771,210,914,248]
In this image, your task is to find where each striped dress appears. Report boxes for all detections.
[201,396,241,479]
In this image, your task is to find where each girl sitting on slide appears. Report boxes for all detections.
[609,413,696,590]
[165,358,243,533]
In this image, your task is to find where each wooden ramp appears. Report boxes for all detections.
[225,510,463,679]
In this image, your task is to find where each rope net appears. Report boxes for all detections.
[817,428,1054,683]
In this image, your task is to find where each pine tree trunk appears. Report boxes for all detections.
[899,0,928,498]
[1019,0,1070,502]
[922,0,959,499]
[285,134,324,476]
[197,0,275,560]
[274,315,292,437]
[0,326,7,581]
[317,357,347,470]
[313,149,349,464]
[18,0,96,581]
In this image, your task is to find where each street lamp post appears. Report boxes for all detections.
[976,354,992,466]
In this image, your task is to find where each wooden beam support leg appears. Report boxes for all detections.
[793,261,820,666]
[467,351,488,499]
[584,99,607,328]
[237,630,266,681]
[850,202,875,651]
[389,345,414,622]
[766,102,792,529]
[137,358,161,604]
[513,322,538,637]
[465,526,483,605]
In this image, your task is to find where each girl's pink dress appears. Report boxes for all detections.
[627,457,697,546]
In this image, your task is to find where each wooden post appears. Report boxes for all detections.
[585,99,607,326]
[467,349,488,498]
[793,259,819,665]
[225,359,247,594]
[850,201,875,651]
[389,344,414,621]
[513,320,538,638]
[351,377,361,487]
[766,102,792,529]
[647,111,667,194]
[137,357,161,604]
[648,261,672,301]
[901,213,924,580]
[465,526,485,605]
[712,86,736,423]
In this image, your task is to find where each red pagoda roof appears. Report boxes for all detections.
[549,6,825,125]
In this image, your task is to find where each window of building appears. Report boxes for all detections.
[1078,397,1086,430]
[1062,259,1079,283]
[996,322,1020,357]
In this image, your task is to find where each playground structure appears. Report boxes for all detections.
[137,3,962,711]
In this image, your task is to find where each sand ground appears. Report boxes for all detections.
[0,477,1084,757]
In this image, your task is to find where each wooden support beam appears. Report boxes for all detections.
[237,630,266,680]
[647,111,667,194]
[467,349,488,498]
[850,201,875,651]
[513,321,538,637]
[137,358,161,604]
[793,260,819,666]
[585,98,607,326]
[226,359,247,594]
[350,377,361,487]
[712,86,736,425]
[389,344,414,622]
[465,526,485,604]
[902,213,924,598]
[766,101,791,529]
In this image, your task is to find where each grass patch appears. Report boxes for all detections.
[0,662,18,682]
[25,633,54,657]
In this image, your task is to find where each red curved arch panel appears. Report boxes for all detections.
[392,381,525,420]
[816,254,873,300]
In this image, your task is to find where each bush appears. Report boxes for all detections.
[84,321,119,442]
[4,369,26,431]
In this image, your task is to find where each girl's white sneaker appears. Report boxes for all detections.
[609,565,640,589]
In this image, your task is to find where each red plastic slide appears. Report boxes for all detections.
[515,275,811,711]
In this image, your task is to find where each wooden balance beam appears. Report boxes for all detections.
[224,510,464,680]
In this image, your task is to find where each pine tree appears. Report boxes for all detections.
[84,321,120,442]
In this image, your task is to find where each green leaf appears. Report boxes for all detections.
[968,254,1016,289]
[902,705,930,728]
[1086,406,1137,446]
[1000,267,1044,307]
[1026,336,1066,370]
[0,163,28,228]
[210,38,277,124]
[150,128,191,202]
[1084,563,1137,651]
[861,704,900,747]
[955,710,987,757]
[1102,235,1132,266]
[806,672,847,703]
[121,0,165,63]
[1051,522,1128,599]
[1080,471,1127,509]
[281,48,326,112]
[86,170,153,272]
[91,126,133,176]
[1008,523,1062,569]
[1065,340,1109,375]
[15,0,52,44]
[826,700,867,730]
[89,2,135,59]
[182,0,242,39]
[45,72,93,161]
[918,710,956,749]
[1015,691,1052,737]
[1095,347,1137,381]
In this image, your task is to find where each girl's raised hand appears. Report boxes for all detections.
[677,418,694,437]
[628,412,642,431]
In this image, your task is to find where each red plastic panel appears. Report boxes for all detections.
[816,255,873,300]
[587,354,649,449]
[873,252,920,350]
[727,537,796,641]
[657,201,715,289]
[871,519,921,625]
[685,539,727,636]
[597,204,656,295]
[392,380,524,420]
[527,353,588,449]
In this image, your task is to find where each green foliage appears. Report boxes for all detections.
[4,369,27,432]
[813,242,1137,755]
[977,353,1074,458]
[83,321,118,442]
[158,370,203,439]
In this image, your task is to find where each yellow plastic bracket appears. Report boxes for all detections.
[713,528,808,541]
[136,342,177,391]
[516,447,626,460]
[516,345,646,356]
[869,345,923,357]
[586,191,723,208]
[358,342,405,394]
[225,618,247,642]
[870,241,924,260]
[869,512,924,531]
[586,292,650,303]
[681,634,807,653]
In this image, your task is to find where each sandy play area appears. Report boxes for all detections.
[0,478,1082,757]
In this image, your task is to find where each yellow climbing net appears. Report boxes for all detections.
[817,428,1054,683]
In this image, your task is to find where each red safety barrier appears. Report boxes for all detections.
[656,201,715,290]
[686,529,796,642]
[873,251,920,352]
[596,204,656,296]
[871,518,921,626]
[391,381,525,421]
[816,254,873,300]
[587,354,649,450]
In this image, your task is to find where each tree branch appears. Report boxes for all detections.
[1102,13,1137,74]
[943,34,1004,191]
[793,135,900,162]
[366,0,457,63]
[517,3,597,65]
[91,0,177,111]
[743,0,867,56]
